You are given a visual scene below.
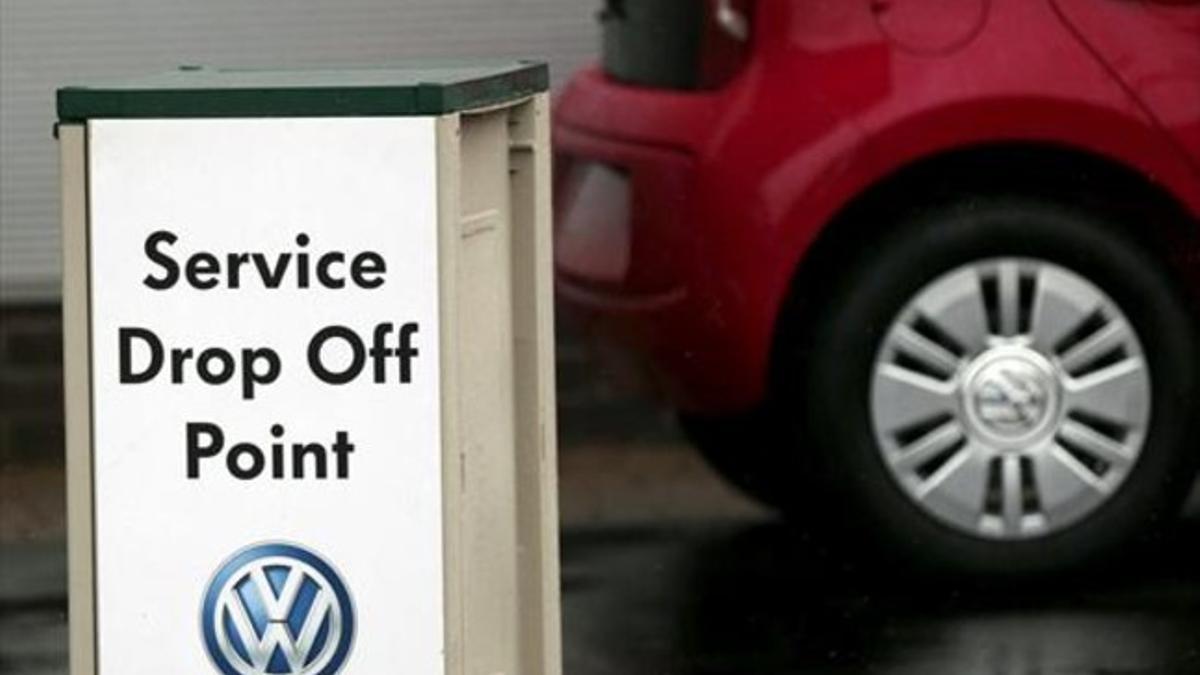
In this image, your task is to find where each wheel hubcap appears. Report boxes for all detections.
[963,347,1059,446]
[870,258,1151,540]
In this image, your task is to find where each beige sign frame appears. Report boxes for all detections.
[60,93,561,675]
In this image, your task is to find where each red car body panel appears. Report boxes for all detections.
[1054,0,1200,167]
[553,0,1200,413]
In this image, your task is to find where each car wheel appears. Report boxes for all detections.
[787,193,1199,575]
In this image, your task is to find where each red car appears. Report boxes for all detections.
[554,0,1200,574]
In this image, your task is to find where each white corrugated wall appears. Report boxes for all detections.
[0,0,598,302]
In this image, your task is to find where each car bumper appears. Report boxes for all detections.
[552,68,770,412]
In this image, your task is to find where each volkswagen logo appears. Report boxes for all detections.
[975,368,1049,430]
[962,349,1062,446]
[201,542,355,675]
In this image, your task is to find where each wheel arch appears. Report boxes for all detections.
[767,141,1200,398]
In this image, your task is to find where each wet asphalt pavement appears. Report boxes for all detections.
[562,519,1200,675]
[3,442,1199,674]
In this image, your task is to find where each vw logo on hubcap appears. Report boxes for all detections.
[967,353,1057,441]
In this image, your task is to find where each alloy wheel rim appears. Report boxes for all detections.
[869,258,1151,540]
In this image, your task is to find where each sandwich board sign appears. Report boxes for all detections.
[58,63,561,675]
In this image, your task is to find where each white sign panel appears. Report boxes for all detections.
[88,118,444,674]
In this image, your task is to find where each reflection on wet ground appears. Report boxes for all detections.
[563,517,1200,675]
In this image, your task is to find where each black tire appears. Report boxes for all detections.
[782,193,1200,576]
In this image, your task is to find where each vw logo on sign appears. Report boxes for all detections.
[201,543,355,675]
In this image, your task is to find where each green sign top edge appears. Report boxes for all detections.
[57,61,549,121]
